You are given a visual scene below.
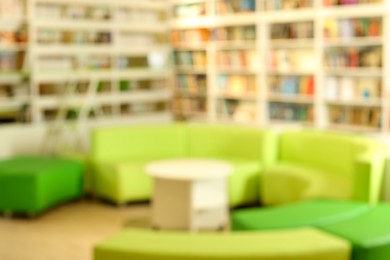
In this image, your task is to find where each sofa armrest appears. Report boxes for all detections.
[261,130,280,168]
[353,147,387,204]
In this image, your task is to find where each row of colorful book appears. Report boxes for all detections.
[174,3,205,18]
[268,76,315,96]
[212,26,256,42]
[172,98,207,114]
[217,99,257,123]
[323,0,382,7]
[0,30,28,45]
[269,102,314,122]
[174,51,207,69]
[328,106,381,128]
[216,0,256,14]
[216,50,257,70]
[324,77,381,100]
[269,49,316,71]
[266,0,313,10]
[271,22,314,40]
[324,18,381,39]
[324,47,382,68]
[176,74,207,95]
[217,74,256,95]
[172,29,210,46]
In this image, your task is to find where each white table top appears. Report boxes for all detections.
[145,158,233,180]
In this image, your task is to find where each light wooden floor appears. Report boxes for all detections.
[0,200,151,260]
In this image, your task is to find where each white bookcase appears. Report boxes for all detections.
[0,0,173,127]
[170,0,390,134]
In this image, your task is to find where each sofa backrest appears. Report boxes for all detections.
[279,130,368,176]
[91,124,187,161]
[188,124,277,161]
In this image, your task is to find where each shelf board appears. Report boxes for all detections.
[170,16,216,29]
[268,119,315,127]
[323,37,383,47]
[268,94,314,104]
[216,93,257,101]
[173,43,209,50]
[34,45,171,56]
[0,43,27,51]
[217,68,257,75]
[321,3,386,18]
[267,69,315,76]
[35,20,112,31]
[0,98,29,110]
[325,67,382,77]
[175,67,207,74]
[170,0,206,4]
[35,0,168,10]
[0,73,28,84]
[265,9,315,22]
[213,13,258,27]
[175,91,207,98]
[327,123,381,133]
[214,41,256,50]
[0,16,25,29]
[173,109,207,118]
[270,39,314,48]
[35,68,172,83]
[37,89,171,109]
[325,98,382,107]
[90,112,173,127]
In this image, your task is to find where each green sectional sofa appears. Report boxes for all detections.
[261,130,387,206]
[90,124,387,207]
[94,227,351,260]
[91,124,278,207]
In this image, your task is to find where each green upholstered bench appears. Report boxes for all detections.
[0,155,84,216]
[94,228,351,260]
[231,199,370,231]
[317,204,390,260]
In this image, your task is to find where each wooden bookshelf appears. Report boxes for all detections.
[170,0,389,133]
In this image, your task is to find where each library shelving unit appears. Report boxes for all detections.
[28,0,173,127]
[170,0,390,134]
[0,0,30,125]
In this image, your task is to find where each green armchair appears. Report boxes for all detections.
[260,130,387,206]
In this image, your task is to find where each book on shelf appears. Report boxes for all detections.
[325,77,381,101]
[269,49,316,71]
[0,0,23,17]
[174,3,206,18]
[218,74,256,95]
[324,18,382,39]
[218,99,256,122]
[266,0,313,10]
[271,22,314,40]
[323,0,382,7]
[339,77,355,101]
[176,74,207,95]
[172,29,210,46]
[269,75,314,96]
[325,47,382,68]
[213,25,256,42]
[217,50,257,70]
[328,106,381,128]
[269,102,314,122]
[216,0,256,15]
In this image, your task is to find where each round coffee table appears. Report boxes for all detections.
[146,158,233,232]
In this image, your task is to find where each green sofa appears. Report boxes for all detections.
[260,130,387,206]
[94,227,351,260]
[90,124,278,207]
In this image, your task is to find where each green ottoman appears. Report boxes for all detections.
[231,199,370,231]
[94,227,351,260]
[318,204,390,260]
[0,155,84,216]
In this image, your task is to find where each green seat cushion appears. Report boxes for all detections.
[93,159,154,203]
[231,199,370,231]
[216,157,262,207]
[262,163,351,205]
[94,228,351,260]
[318,204,390,260]
[0,155,84,213]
